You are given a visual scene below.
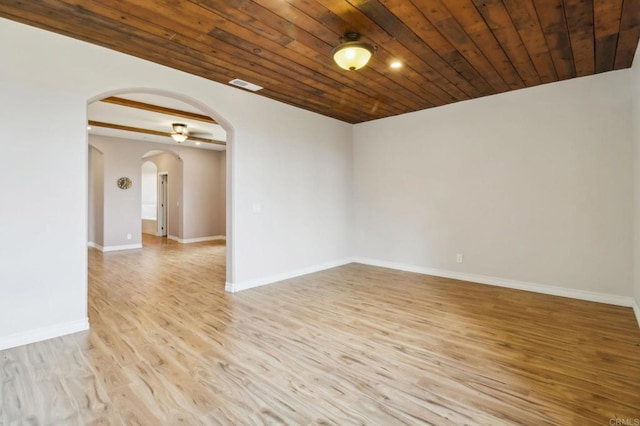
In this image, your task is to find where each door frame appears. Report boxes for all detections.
[158,172,168,237]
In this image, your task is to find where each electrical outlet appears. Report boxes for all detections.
[456,253,463,263]
[127,234,132,240]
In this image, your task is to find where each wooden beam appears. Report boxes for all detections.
[88,120,226,146]
[100,97,218,124]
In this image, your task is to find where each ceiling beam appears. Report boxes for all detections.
[88,120,226,146]
[100,97,218,124]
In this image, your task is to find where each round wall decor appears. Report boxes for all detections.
[117,177,132,190]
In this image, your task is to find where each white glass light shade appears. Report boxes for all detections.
[332,42,374,71]
[171,133,188,143]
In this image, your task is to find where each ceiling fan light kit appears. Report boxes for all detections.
[171,123,188,143]
[331,33,376,71]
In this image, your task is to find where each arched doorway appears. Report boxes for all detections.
[86,88,234,282]
[141,160,159,236]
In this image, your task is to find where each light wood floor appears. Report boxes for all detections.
[1,235,639,424]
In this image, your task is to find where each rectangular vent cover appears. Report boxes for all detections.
[229,78,263,92]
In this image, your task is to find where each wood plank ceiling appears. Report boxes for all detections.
[1,1,639,123]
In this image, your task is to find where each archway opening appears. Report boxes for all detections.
[86,88,234,284]
[141,160,158,237]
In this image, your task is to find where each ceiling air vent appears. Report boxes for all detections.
[229,78,263,92]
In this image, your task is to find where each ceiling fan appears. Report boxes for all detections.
[170,123,188,143]
[170,123,214,144]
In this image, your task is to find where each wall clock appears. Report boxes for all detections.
[117,177,132,190]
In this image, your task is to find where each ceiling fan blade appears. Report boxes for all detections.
[189,132,214,138]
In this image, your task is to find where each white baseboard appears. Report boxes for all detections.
[89,241,141,252]
[102,243,143,252]
[168,235,226,244]
[87,241,103,250]
[352,257,635,308]
[0,318,89,351]
[633,299,640,328]
[226,258,353,293]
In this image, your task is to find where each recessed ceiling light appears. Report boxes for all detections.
[87,125,92,130]
[390,61,403,69]
[195,141,201,145]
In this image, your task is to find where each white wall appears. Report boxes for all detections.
[220,152,227,237]
[94,137,145,248]
[88,145,104,246]
[0,19,353,347]
[632,44,640,313]
[181,149,226,239]
[231,117,353,285]
[0,59,89,345]
[354,71,634,298]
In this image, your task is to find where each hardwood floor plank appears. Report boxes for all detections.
[0,235,639,423]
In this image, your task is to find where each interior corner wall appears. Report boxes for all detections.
[353,71,634,298]
[88,145,104,247]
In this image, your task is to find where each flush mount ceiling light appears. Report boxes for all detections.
[171,123,188,143]
[331,33,376,71]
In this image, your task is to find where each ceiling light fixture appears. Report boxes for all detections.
[171,123,188,143]
[390,61,403,69]
[331,33,376,71]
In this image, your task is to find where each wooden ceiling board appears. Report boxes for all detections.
[471,0,543,86]
[614,0,640,68]
[501,0,559,83]
[533,0,577,80]
[593,0,623,72]
[441,0,526,90]
[564,0,595,76]
[1,0,638,123]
